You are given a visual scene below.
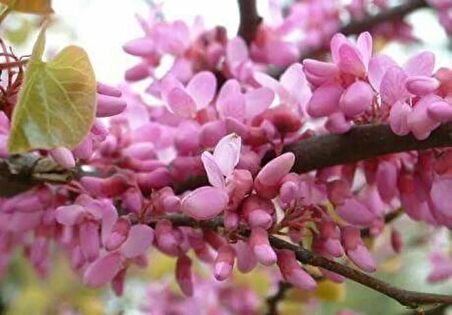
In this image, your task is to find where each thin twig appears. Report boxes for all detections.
[0,59,28,70]
[237,0,261,44]
[0,6,11,25]
[304,0,427,60]
[266,282,292,315]
[271,0,429,77]
[268,236,452,309]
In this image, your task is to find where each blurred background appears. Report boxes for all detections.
[0,1,451,314]
[5,0,451,83]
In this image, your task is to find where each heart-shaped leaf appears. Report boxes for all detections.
[8,27,96,154]
[0,0,53,14]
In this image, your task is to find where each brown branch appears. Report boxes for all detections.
[151,214,452,309]
[0,155,75,197]
[2,123,450,197]
[307,0,427,57]
[407,304,451,315]
[178,123,452,193]
[341,0,427,35]
[268,236,452,309]
[237,0,261,45]
[263,123,452,174]
[266,281,292,315]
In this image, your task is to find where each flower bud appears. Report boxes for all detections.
[406,76,440,96]
[249,227,277,266]
[176,255,194,296]
[214,245,235,281]
[181,186,228,220]
[277,249,317,291]
[49,147,76,168]
[255,153,295,199]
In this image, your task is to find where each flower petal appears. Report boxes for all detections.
[181,186,229,220]
[55,205,85,226]
[213,134,242,177]
[337,43,366,77]
[245,87,274,119]
[165,87,197,118]
[339,81,374,117]
[216,79,246,120]
[201,151,225,188]
[226,37,249,66]
[368,54,397,90]
[306,82,343,118]
[431,177,452,219]
[403,51,435,77]
[186,71,217,110]
[380,66,408,105]
[83,252,123,288]
[120,224,154,258]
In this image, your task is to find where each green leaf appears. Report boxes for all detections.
[4,17,32,46]
[8,26,96,154]
[0,0,53,14]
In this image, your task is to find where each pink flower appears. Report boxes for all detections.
[430,176,452,219]
[201,133,242,188]
[339,81,374,117]
[254,63,311,112]
[96,82,127,118]
[181,186,229,220]
[83,223,154,288]
[341,226,376,272]
[249,227,277,266]
[254,152,295,199]
[277,249,317,291]
[427,252,452,283]
[160,72,217,118]
[330,32,373,77]
[176,255,194,296]
[56,197,118,261]
[225,37,253,81]
[214,244,235,281]
[216,79,274,122]
[49,147,76,169]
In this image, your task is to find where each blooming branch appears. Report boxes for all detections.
[149,213,452,310]
[1,122,451,197]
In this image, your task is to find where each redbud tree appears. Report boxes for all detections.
[0,0,451,314]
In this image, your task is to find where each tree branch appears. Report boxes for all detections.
[263,123,452,173]
[266,281,292,315]
[237,0,261,44]
[2,123,451,197]
[340,0,427,36]
[151,214,452,310]
[0,155,75,197]
[178,123,452,193]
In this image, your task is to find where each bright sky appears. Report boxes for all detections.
[50,0,240,84]
[46,0,450,85]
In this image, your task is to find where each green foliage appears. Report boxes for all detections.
[8,26,96,153]
[0,0,53,14]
